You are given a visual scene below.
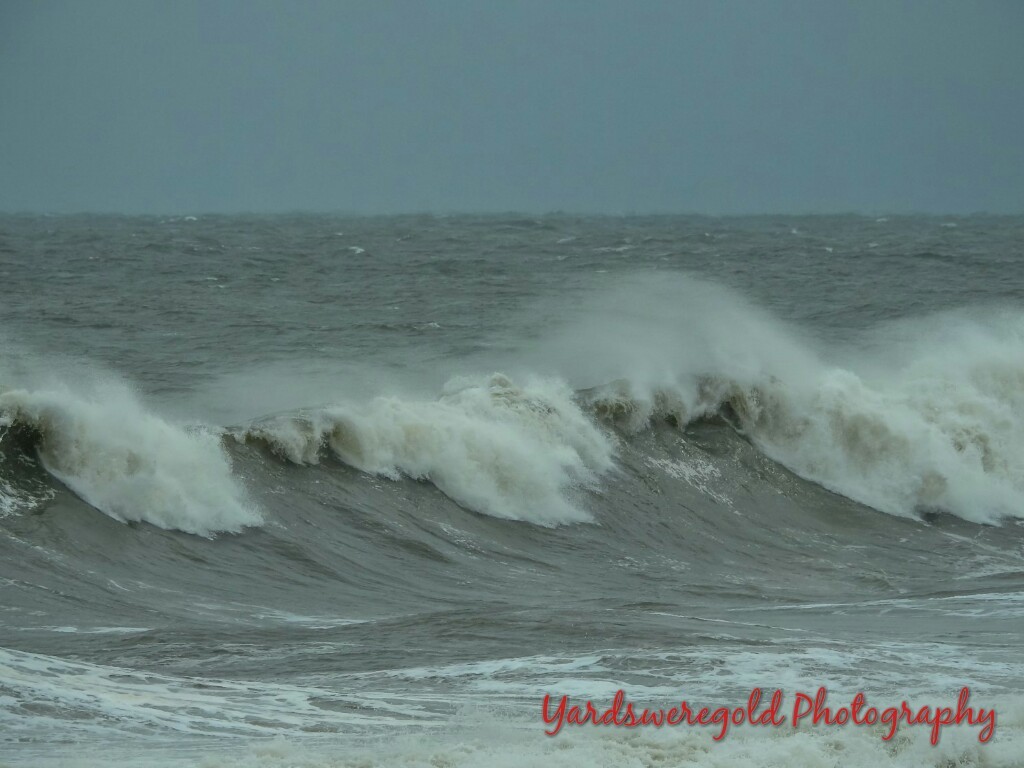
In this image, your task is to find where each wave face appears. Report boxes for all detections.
[2,214,1024,767]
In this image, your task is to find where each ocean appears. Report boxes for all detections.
[1,213,1022,766]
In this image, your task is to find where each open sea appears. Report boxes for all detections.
[1,213,1023,766]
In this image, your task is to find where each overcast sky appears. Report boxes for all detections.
[1,1,1022,214]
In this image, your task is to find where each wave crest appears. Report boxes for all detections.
[241,374,616,526]
[585,362,1024,525]
[0,383,260,536]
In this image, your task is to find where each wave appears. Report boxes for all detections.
[3,275,1024,534]
[241,296,1024,529]
[563,276,1024,525]
[586,368,1024,525]
[239,373,615,526]
[0,381,260,536]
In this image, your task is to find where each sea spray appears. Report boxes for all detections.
[0,381,260,536]
[556,276,1024,524]
[243,373,616,525]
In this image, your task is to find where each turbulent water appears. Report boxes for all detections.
[1,213,1023,766]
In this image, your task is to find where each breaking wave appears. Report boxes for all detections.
[239,373,615,526]
[563,276,1024,525]
[0,381,260,536]
[3,275,1024,533]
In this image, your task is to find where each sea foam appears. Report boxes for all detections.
[558,274,1024,524]
[0,381,260,536]
[243,373,615,526]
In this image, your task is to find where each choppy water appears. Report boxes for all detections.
[1,214,1023,766]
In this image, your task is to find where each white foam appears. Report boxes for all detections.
[0,646,432,743]
[725,316,1024,524]
[3,643,1022,766]
[11,700,1023,768]
[0,381,260,536]
[0,483,21,517]
[644,454,734,509]
[538,274,1024,525]
[245,374,615,526]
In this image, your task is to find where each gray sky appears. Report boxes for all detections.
[1,1,1022,214]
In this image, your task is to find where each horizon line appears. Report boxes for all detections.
[1,209,1019,219]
